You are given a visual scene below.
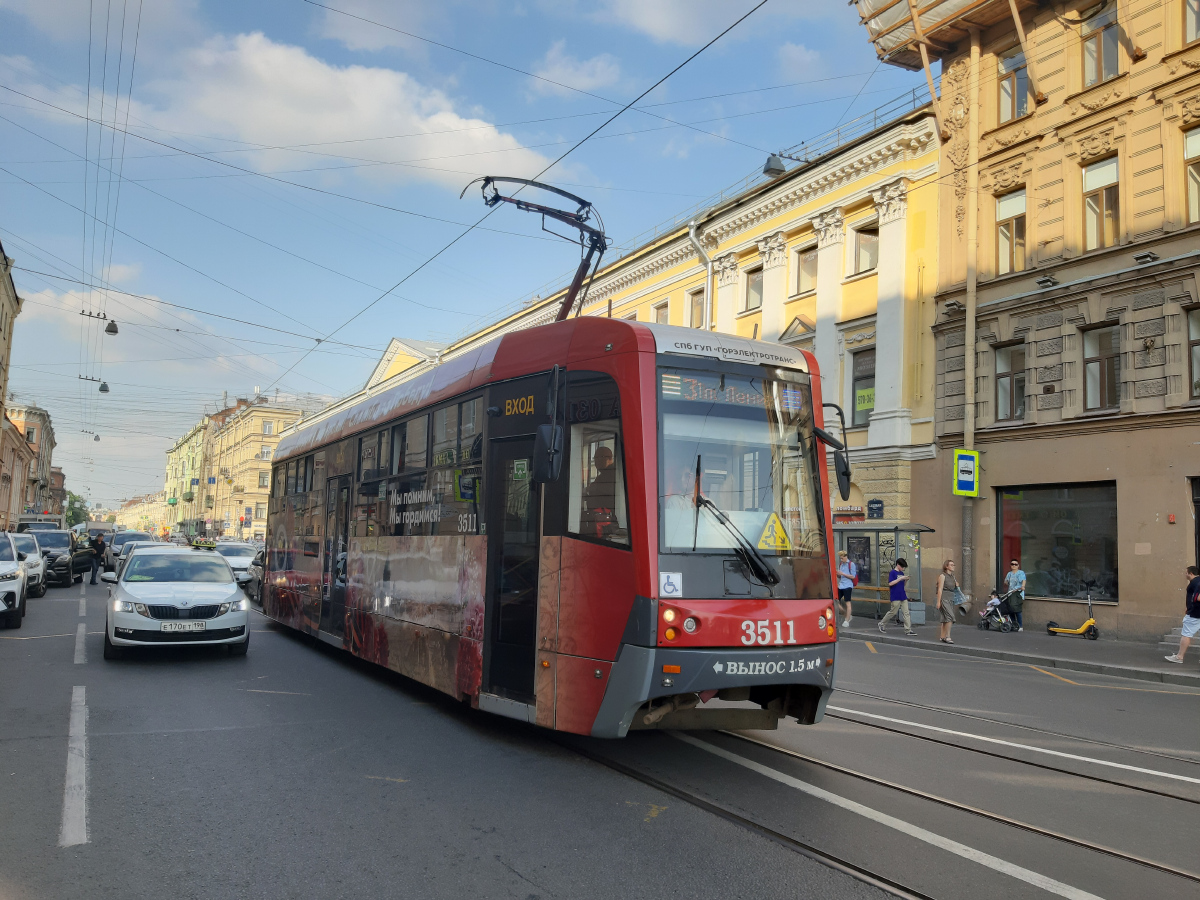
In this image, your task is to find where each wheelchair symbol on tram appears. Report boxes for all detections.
[659,572,682,597]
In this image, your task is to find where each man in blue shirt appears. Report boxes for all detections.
[1004,560,1027,631]
[878,557,916,635]
[1165,565,1200,664]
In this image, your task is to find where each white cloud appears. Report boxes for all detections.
[777,42,820,78]
[596,0,761,45]
[0,0,200,48]
[531,40,621,97]
[314,0,446,53]
[142,33,553,189]
[102,263,141,284]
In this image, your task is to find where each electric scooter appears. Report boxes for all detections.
[1046,578,1099,640]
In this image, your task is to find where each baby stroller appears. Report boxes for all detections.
[978,589,1018,632]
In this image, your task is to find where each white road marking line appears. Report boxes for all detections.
[73,624,86,664]
[675,734,1106,900]
[58,686,88,847]
[828,706,1200,786]
[78,597,86,617]
[79,582,85,597]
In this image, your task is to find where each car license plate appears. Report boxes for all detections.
[161,621,206,633]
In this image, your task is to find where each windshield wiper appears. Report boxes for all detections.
[694,491,780,587]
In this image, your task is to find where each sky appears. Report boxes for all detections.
[0,0,928,507]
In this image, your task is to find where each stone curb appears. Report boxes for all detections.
[840,630,1200,687]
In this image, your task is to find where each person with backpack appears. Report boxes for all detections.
[836,550,857,628]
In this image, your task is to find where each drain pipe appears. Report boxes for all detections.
[687,220,713,329]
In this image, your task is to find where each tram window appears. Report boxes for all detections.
[303,455,315,492]
[359,430,389,480]
[404,415,428,471]
[432,406,458,466]
[460,397,483,462]
[568,422,629,545]
[381,472,432,536]
[353,480,386,538]
[286,461,297,494]
[273,466,284,498]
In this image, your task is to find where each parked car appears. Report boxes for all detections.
[0,533,29,628]
[37,530,93,586]
[246,548,265,605]
[10,532,46,598]
[102,543,252,658]
[106,531,154,571]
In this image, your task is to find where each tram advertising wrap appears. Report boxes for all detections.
[264,319,839,737]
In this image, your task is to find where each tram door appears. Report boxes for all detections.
[320,475,351,640]
[484,438,541,702]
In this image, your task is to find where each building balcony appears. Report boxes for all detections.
[181,491,194,502]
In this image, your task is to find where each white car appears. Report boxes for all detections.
[11,531,46,598]
[213,542,257,590]
[101,544,252,658]
[0,533,29,628]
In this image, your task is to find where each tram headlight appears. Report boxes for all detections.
[662,608,677,623]
[817,616,826,630]
[664,627,678,641]
[682,617,698,634]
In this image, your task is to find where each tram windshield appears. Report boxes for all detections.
[659,367,826,557]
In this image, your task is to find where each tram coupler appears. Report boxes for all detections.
[641,693,700,726]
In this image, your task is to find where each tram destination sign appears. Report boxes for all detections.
[642,323,809,370]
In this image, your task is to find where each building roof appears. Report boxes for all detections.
[854,0,1038,69]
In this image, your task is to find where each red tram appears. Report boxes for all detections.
[264,318,841,737]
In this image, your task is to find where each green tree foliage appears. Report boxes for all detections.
[64,492,89,528]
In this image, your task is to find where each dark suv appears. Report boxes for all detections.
[36,531,92,586]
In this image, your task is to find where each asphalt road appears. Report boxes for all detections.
[2,580,1197,900]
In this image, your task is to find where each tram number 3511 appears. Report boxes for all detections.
[741,620,799,646]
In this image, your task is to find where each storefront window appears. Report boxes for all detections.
[998,483,1118,601]
[1189,309,1200,399]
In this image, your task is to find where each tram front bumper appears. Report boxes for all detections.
[591,642,837,739]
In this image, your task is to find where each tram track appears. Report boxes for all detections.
[559,736,938,900]
[721,731,1200,886]
[823,711,1200,806]
[836,688,1200,767]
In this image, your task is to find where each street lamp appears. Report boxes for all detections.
[105,320,118,335]
[98,382,109,393]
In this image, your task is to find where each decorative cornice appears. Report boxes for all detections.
[871,179,907,225]
[1071,126,1118,162]
[587,242,697,304]
[814,209,845,248]
[980,156,1031,193]
[757,232,788,270]
[698,119,937,249]
[715,253,740,288]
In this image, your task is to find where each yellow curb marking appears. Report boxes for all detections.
[626,801,667,822]
[865,641,877,654]
[366,775,408,783]
[1029,665,1079,684]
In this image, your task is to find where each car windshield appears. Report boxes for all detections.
[659,367,827,557]
[122,554,233,583]
[38,532,71,550]
[113,532,151,547]
[0,538,14,562]
[11,534,38,554]
[215,544,256,558]
[23,522,57,531]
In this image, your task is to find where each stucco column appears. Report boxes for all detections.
[813,210,845,403]
[757,232,788,343]
[714,253,739,334]
[867,178,912,448]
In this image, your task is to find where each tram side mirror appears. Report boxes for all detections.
[532,424,563,483]
[834,450,852,502]
[812,426,844,451]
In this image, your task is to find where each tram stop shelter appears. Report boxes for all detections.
[833,524,935,625]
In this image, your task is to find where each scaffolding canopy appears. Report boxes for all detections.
[855,0,1038,69]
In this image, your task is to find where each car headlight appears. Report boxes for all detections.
[0,571,19,581]
[219,598,249,616]
[113,599,134,613]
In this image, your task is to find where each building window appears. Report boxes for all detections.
[1082,8,1119,87]
[262,420,274,435]
[1187,0,1199,44]
[260,445,272,460]
[688,289,705,329]
[1083,156,1119,251]
[258,470,270,489]
[996,189,1026,275]
[24,427,34,444]
[653,302,668,324]
[254,502,266,520]
[1083,325,1121,410]
[1187,127,1200,224]
[854,226,878,274]
[998,483,1118,601]
[1188,309,1200,399]
[796,246,817,293]
[995,344,1026,421]
[998,46,1029,123]
[744,267,763,311]
[852,348,875,426]
[622,312,637,321]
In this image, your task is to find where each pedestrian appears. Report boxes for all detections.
[836,550,856,627]
[88,533,106,585]
[1165,565,1200,664]
[878,558,916,636]
[935,559,959,644]
[1004,558,1026,631]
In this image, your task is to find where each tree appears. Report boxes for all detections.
[64,492,88,528]
[105,514,116,524]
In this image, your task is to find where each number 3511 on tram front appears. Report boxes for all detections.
[263,318,841,737]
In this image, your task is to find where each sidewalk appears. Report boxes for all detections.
[839,616,1200,687]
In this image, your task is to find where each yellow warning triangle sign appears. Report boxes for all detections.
[757,513,792,551]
